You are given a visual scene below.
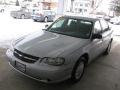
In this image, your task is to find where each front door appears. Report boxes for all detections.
[89,21,103,61]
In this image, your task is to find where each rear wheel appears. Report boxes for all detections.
[71,57,86,83]
[13,17,16,19]
[21,15,25,19]
[44,17,48,23]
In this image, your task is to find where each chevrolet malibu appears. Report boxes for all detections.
[6,16,113,83]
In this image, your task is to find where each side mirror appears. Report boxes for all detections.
[45,24,49,28]
[42,24,49,31]
[42,29,46,31]
[92,34,102,39]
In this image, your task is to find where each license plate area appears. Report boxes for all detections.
[15,61,26,72]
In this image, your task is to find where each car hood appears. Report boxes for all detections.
[15,31,89,57]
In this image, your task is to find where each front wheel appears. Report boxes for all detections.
[71,57,86,83]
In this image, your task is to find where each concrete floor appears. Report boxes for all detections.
[0,36,120,90]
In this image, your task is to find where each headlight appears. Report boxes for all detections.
[42,57,65,66]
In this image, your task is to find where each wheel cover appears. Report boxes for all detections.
[75,62,84,79]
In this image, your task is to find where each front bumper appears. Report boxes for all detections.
[6,49,71,83]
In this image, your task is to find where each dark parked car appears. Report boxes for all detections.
[31,10,56,22]
[10,8,31,19]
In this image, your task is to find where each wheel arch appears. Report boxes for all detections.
[71,53,89,82]
[44,16,48,22]
[44,16,48,19]
[79,53,89,64]
[20,14,25,18]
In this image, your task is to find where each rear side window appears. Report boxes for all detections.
[44,11,51,15]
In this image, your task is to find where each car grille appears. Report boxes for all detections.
[14,49,39,63]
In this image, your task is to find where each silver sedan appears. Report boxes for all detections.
[6,16,113,83]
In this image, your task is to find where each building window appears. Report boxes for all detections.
[79,8,82,12]
[75,8,77,12]
[84,9,87,12]
[85,3,89,7]
[80,4,83,6]
[75,3,78,6]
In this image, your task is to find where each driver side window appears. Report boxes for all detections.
[94,21,102,34]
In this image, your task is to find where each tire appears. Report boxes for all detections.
[21,15,25,19]
[33,19,37,22]
[44,17,48,23]
[104,40,112,55]
[13,17,16,19]
[71,57,86,83]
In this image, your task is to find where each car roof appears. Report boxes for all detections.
[62,15,100,23]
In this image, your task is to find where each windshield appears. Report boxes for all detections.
[47,17,93,39]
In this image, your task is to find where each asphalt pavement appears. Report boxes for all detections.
[0,36,120,90]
